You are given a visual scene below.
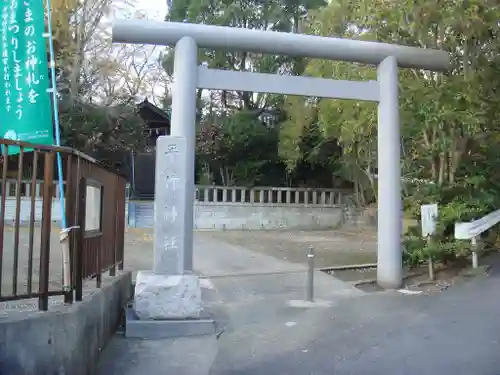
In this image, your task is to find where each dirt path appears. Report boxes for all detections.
[201,229,377,268]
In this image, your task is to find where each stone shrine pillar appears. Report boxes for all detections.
[132,36,202,321]
[133,136,202,320]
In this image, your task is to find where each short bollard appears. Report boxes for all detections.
[306,246,315,302]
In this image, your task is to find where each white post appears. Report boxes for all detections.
[169,36,198,272]
[471,236,478,269]
[376,56,403,289]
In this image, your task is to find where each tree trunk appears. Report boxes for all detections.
[438,154,446,186]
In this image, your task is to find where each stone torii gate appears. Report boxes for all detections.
[113,20,449,296]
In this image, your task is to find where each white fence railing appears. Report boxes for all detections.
[0,179,66,199]
[194,185,346,205]
[1,180,348,206]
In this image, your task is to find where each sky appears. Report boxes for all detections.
[107,0,170,102]
[129,0,168,20]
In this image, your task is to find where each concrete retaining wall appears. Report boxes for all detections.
[0,272,132,375]
[343,206,378,228]
[5,199,346,230]
[127,201,345,230]
[3,198,61,224]
[193,202,344,230]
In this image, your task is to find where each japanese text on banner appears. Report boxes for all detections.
[0,0,54,154]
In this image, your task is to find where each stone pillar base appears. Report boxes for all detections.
[134,271,202,320]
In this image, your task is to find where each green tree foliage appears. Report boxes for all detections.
[280,1,379,203]
[196,111,286,186]
[281,0,500,266]
[165,0,327,112]
[59,100,148,167]
[167,0,332,187]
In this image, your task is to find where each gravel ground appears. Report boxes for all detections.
[0,226,64,301]
[201,228,377,268]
